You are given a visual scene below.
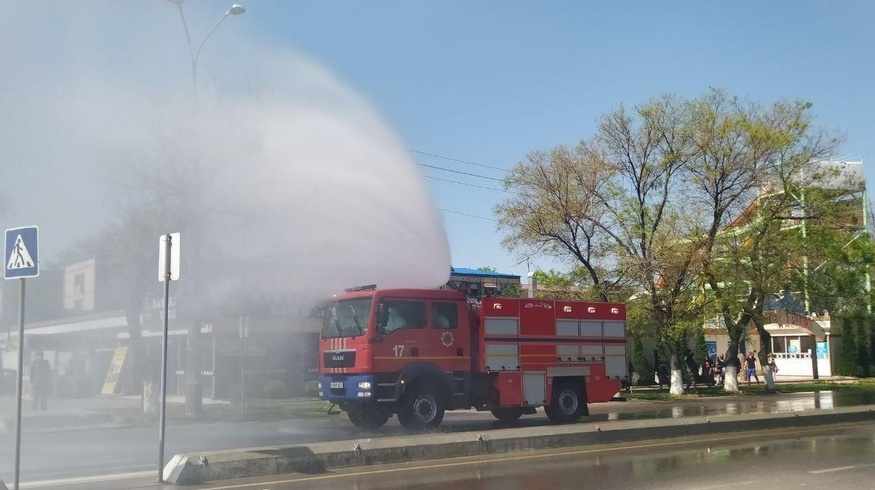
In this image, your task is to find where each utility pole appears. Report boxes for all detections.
[864,188,872,314]
[165,0,246,421]
[157,234,172,483]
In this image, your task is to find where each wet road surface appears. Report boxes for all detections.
[2,390,872,482]
[196,421,875,490]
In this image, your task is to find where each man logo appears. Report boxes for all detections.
[587,306,597,313]
[611,307,620,315]
[563,306,573,313]
[493,303,503,310]
[332,355,344,362]
[524,302,552,309]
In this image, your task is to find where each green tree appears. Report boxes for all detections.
[697,95,838,391]
[498,90,845,395]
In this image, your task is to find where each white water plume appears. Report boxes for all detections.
[0,3,451,311]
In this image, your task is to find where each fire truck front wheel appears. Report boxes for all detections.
[398,384,446,430]
[545,381,586,423]
[347,404,390,430]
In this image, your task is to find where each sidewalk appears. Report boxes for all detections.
[0,376,867,434]
[0,395,323,434]
[630,375,859,391]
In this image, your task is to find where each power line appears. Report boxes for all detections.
[412,149,510,173]
[418,163,505,182]
[439,208,498,222]
[424,175,506,192]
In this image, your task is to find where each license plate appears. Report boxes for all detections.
[330,382,344,389]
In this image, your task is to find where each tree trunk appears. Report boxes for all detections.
[185,323,203,417]
[142,342,159,416]
[763,365,776,392]
[669,353,684,395]
[723,364,739,392]
[723,342,740,393]
[755,317,776,393]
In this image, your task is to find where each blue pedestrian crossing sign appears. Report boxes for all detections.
[4,226,39,279]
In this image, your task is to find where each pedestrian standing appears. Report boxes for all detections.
[29,351,51,411]
[736,354,744,383]
[716,354,726,386]
[767,353,778,375]
[745,352,760,385]
[685,351,699,390]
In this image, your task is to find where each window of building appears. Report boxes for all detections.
[379,300,426,335]
[800,336,813,353]
[773,337,787,353]
[431,302,458,329]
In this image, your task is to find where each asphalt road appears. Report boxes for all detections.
[190,422,875,490]
[0,390,869,483]
[26,421,875,490]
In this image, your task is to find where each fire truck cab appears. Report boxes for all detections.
[318,287,626,430]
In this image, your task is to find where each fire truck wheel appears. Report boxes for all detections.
[347,405,390,430]
[546,382,585,423]
[398,385,446,430]
[490,407,524,423]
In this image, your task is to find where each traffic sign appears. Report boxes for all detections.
[158,233,180,282]
[4,226,39,279]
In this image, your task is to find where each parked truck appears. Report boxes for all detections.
[318,286,626,430]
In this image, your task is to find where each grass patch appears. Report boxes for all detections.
[627,378,875,401]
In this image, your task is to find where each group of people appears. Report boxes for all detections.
[664,350,778,389]
[711,351,779,386]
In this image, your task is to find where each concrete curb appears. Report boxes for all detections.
[164,405,875,485]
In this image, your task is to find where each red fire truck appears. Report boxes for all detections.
[318,287,627,430]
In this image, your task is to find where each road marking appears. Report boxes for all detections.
[203,423,867,490]
[809,463,875,474]
[696,481,754,490]
[19,470,153,488]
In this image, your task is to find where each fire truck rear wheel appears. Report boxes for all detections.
[490,407,524,423]
[347,405,390,430]
[546,382,585,423]
[398,384,446,430]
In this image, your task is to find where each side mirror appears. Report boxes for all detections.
[376,303,388,329]
[370,303,387,343]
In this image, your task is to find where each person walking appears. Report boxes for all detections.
[29,351,51,411]
[716,354,726,386]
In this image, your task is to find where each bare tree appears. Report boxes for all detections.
[497,145,622,301]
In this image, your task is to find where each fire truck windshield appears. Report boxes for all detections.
[322,298,372,338]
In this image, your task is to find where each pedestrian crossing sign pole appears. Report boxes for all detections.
[4,225,39,490]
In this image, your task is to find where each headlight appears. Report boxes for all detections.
[317,382,322,389]
[357,381,372,390]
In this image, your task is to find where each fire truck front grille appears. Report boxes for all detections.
[324,350,356,368]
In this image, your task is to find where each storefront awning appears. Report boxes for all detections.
[764,322,825,338]
[6,314,128,337]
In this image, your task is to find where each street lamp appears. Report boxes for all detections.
[166,1,246,96]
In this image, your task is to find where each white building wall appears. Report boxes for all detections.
[773,351,831,377]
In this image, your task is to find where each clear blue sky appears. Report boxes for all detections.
[211,1,875,277]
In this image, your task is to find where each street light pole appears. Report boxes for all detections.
[168,1,246,98]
